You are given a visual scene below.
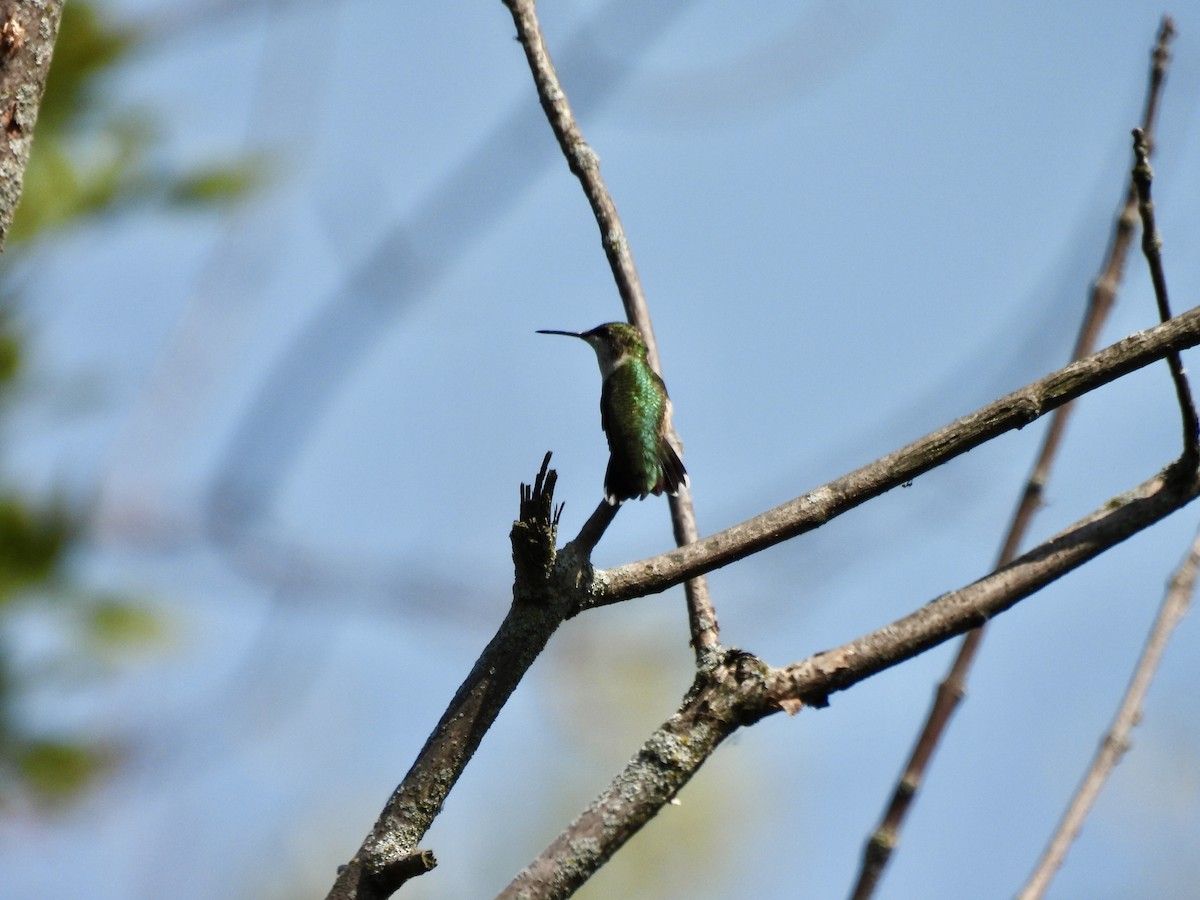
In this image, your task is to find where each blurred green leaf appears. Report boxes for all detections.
[10,3,258,246]
[10,116,156,244]
[0,496,71,604]
[0,331,22,385]
[168,157,269,207]
[37,3,136,133]
[1,0,258,809]
[15,739,113,805]
[84,597,164,653]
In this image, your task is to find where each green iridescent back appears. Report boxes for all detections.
[599,358,686,502]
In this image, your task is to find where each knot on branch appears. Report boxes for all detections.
[366,849,438,895]
[511,452,562,595]
[332,847,438,900]
[681,647,777,728]
[721,648,778,725]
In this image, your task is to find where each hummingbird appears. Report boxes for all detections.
[538,322,687,505]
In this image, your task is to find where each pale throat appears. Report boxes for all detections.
[589,345,633,380]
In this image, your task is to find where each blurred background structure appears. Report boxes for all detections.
[2,1,1200,897]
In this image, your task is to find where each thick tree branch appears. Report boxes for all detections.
[591,306,1200,607]
[503,0,719,658]
[327,458,571,900]
[0,0,65,249]
[499,648,770,899]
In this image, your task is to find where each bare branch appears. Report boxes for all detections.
[592,306,1200,608]
[850,18,1178,897]
[668,485,720,659]
[499,650,768,899]
[1131,125,1200,463]
[766,461,1200,706]
[502,0,719,658]
[1016,524,1200,900]
[501,0,645,320]
[326,459,570,900]
[568,499,618,558]
[0,0,66,249]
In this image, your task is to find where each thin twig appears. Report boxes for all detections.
[589,305,1200,607]
[848,19,1176,897]
[1131,125,1200,464]
[1016,524,1200,900]
[569,499,619,558]
[505,460,1200,898]
[503,0,720,659]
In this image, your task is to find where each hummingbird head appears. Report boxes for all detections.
[537,322,647,379]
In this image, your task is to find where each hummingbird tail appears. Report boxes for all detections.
[658,440,688,497]
[603,458,636,506]
[602,441,688,505]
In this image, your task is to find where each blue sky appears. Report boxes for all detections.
[6,2,1200,897]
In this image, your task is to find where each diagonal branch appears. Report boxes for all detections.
[503,0,720,658]
[849,18,1177,897]
[501,0,647,321]
[568,499,619,558]
[326,457,570,900]
[766,461,1200,705]
[1016,523,1200,900]
[499,648,767,900]
[590,305,1200,608]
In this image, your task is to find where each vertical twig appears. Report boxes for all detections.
[848,18,1177,899]
[1016,524,1200,900]
[1130,126,1200,464]
[503,0,719,659]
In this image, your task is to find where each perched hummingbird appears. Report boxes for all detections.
[538,322,687,505]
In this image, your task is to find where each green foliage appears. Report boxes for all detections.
[35,2,134,135]
[10,739,114,807]
[0,494,71,604]
[1,0,256,810]
[9,2,262,245]
[84,596,165,653]
[0,330,22,386]
[168,157,270,207]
